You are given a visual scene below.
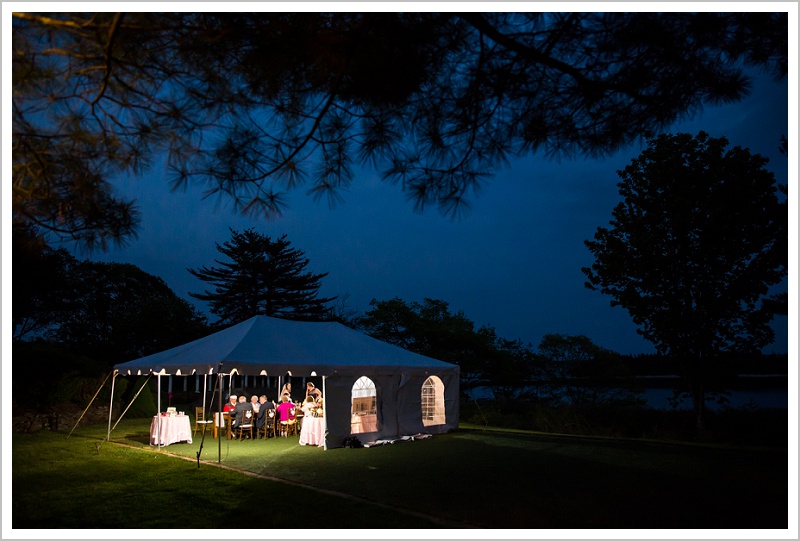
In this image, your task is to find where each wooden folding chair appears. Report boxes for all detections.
[234,410,254,440]
[256,409,276,439]
[194,406,214,438]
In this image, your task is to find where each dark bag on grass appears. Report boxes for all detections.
[343,436,363,448]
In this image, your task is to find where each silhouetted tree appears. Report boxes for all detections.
[12,12,787,246]
[328,292,361,327]
[763,135,789,317]
[359,297,485,386]
[12,222,77,340]
[358,297,536,393]
[582,132,786,430]
[483,335,541,402]
[47,261,208,361]
[188,228,335,325]
[536,334,639,407]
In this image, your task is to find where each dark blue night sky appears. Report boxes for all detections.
[69,70,790,356]
[3,8,797,540]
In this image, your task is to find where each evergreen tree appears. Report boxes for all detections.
[188,228,335,325]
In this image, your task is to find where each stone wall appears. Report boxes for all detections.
[11,401,113,434]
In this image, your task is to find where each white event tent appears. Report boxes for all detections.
[113,315,460,450]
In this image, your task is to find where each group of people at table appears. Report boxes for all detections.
[221,381,323,439]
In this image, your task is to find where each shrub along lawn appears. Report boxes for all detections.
[12,418,789,530]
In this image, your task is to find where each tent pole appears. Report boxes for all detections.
[156,374,162,449]
[322,375,328,450]
[101,373,152,447]
[218,364,223,463]
[66,369,114,440]
[107,370,117,441]
[202,373,207,413]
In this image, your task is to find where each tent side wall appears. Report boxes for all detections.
[324,367,460,449]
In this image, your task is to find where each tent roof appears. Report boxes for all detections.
[114,315,459,377]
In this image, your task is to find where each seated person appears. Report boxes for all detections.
[250,394,260,413]
[232,395,253,429]
[258,395,274,412]
[305,382,322,400]
[223,395,238,413]
[275,395,296,423]
[256,395,275,430]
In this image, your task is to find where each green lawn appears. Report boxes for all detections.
[11,418,789,531]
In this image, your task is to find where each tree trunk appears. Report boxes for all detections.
[691,382,705,432]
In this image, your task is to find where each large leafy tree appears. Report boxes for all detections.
[12,222,77,340]
[536,334,639,407]
[762,134,789,317]
[47,260,209,362]
[358,297,537,394]
[358,297,488,385]
[582,132,786,430]
[188,228,335,325]
[12,12,787,247]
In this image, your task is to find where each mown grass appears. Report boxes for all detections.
[11,418,789,531]
[12,423,441,530]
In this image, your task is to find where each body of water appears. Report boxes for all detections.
[640,387,788,410]
[468,376,789,411]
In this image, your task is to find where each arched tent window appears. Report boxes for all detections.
[351,376,378,434]
[422,376,446,426]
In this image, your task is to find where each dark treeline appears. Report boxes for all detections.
[619,351,789,377]
[13,223,787,446]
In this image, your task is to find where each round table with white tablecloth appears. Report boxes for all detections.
[150,414,193,446]
[299,415,325,447]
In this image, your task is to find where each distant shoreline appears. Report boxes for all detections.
[632,374,788,391]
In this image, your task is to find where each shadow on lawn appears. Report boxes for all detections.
[121,431,151,446]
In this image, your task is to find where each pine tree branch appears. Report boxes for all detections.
[92,12,124,107]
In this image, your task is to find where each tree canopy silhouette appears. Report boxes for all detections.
[358,297,537,394]
[582,131,786,430]
[12,12,787,247]
[188,228,336,325]
[56,261,209,361]
[13,222,76,340]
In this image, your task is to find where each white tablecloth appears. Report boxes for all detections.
[150,415,193,446]
[299,416,325,447]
